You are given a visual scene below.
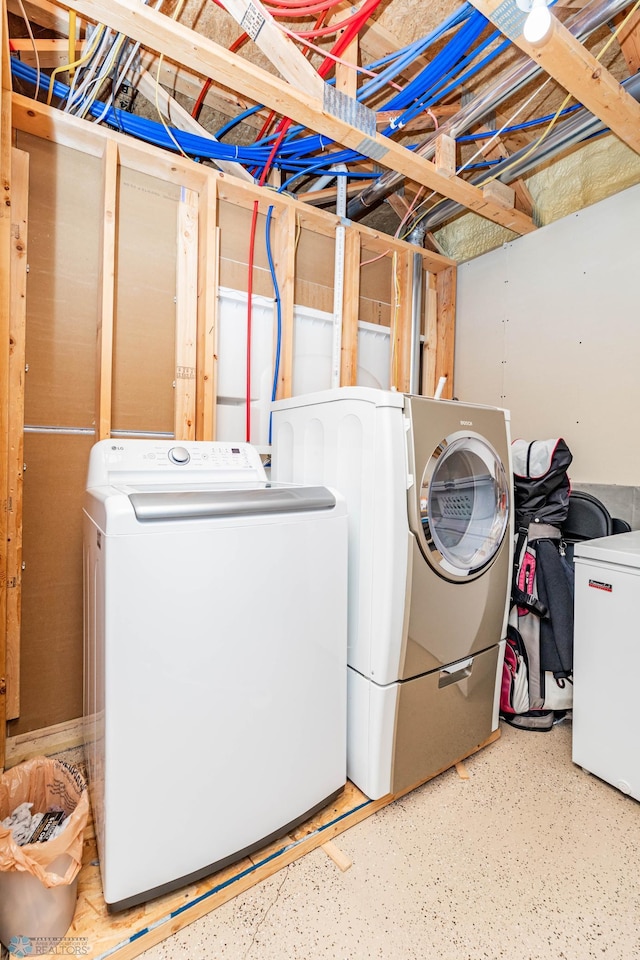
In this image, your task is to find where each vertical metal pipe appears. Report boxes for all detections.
[408,226,426,394]
[331,167,348,388]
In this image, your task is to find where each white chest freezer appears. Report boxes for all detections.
[573,530,640,801]
[83,439,348,910]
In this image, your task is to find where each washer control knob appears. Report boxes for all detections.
[168,446,190,465]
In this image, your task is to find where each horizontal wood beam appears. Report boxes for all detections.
[12,90,456,273]
[469,0,640,157]
[48,0,536,235]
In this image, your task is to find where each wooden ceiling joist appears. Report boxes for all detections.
[469,0,640,158]
[217,0,324,97]
[41,0,535,234]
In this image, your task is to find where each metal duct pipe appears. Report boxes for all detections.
[408,222,427,393]
[346,0,633,222]
[416,71,640,232]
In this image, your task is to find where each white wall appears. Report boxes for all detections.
[455,183,640,487]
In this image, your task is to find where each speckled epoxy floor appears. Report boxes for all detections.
[140,720,640,960]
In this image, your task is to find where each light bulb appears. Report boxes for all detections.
[523,0,553,45]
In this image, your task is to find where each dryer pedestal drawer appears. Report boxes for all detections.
[348,643,501,800]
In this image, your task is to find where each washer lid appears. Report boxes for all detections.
[413,434,510,581]
[127,482,336,521]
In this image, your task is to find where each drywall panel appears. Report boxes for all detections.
[456,184,640,486]
[111,167,179,435]
[16,132,101,428]
[8,432,94,736]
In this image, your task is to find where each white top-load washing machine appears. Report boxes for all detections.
[271,387,512,799]
[83,439,347,910]
[573,531,640,801]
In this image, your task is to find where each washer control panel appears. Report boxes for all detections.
[87,440,265,488]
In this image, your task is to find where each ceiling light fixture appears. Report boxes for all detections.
[517,0,554,47]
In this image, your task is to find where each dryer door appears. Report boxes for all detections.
[416,433,509,582]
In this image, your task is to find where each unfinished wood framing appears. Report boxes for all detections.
[273,205,297,401]
[175,187,199,441]
[339,230,361,387]
[422,271,439,398]
[48,0,535,236]
[96,140,118,441]
[4,70,456,738]
[469,0,640,159]
[1,0,11,768]
[6,148,28,723]
[434,267,456,400]
[196,179,219,441]
[392,251,414,392]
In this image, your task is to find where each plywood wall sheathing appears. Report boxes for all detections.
[112,167,179,436]
[6,148,29,722]
[10,133,102,736]
[5,91,457,736]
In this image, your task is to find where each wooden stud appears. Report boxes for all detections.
[455,761,470,780]
[8,37,83,68]
[273,206,296,401]
[335,32,358,100]
[6,148,29,722]
[422,272,438,398]
[1,0,13,769]
[435,133,457,179]
[482,179,515,210]
[386,192,410,220]
[614,8,640,76]
[339,230,360,387]
[475,129,534,217]
[392,251,413,393]
[435,266,456,399]
[197,179,219,441]
[175,187,199,440]
[96,140,118,440]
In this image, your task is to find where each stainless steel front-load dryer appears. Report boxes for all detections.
[271,387,512,799]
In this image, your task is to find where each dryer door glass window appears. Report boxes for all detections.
[419,436,509,579]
